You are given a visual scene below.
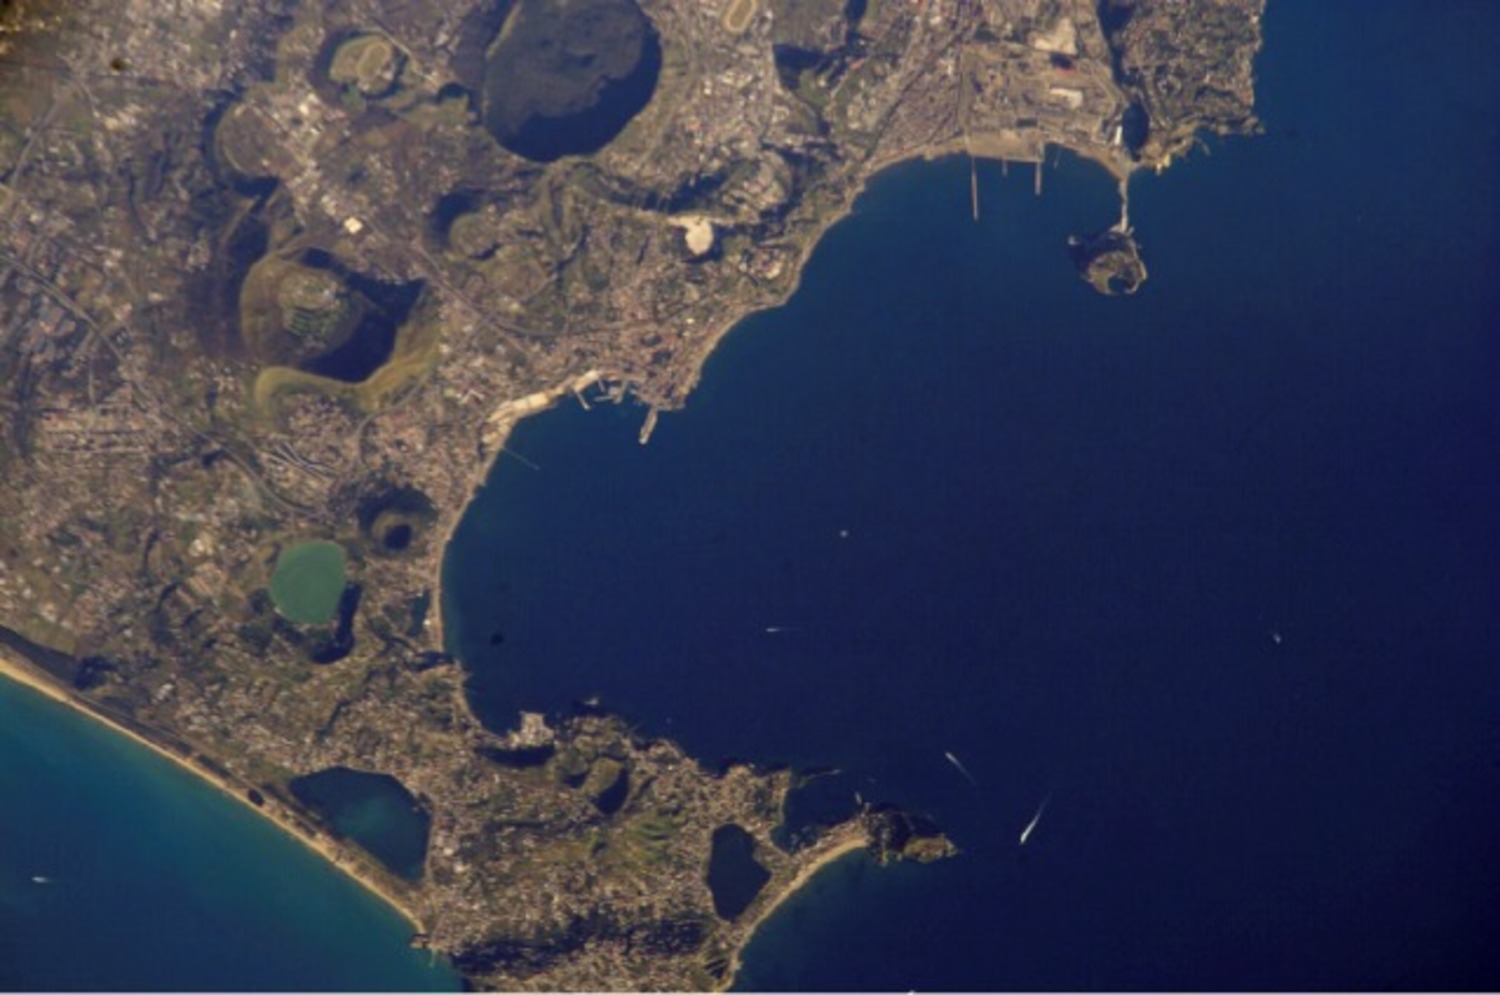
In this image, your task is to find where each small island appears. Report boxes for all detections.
[0,0,1263,987]
[1070,227,1148,295]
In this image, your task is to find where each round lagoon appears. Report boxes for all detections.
[270,541,348,624]
[481,0,661,163]
[442,1,1500,979]
[290,767,432,881]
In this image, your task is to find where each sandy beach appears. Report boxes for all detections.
[722,832,869,988]
[426,368,606,650]
[3,641,874,988]
[0,647,425,933]
[1,147,1050,985]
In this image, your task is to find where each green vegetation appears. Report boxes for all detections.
[0,0,48,58]
[392,90,472,130]
[766,0,842,47]
[447,208,501,259]
[328,35,402,97]
[550,746,591,785]
[321,29,470,130]
[359,487,437,556]
[213,102,299,183]
[722,0,757,34]
[239,255,358,363]
[618,810,680,868]
[276,268,349,346]
[269,541,347,624]
[251,293,441,415]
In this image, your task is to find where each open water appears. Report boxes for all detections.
[290,767,433,882]
[0,681,457,991]
[1,0,1495,990]
[445,1,1500,989]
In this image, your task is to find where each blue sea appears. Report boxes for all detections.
[0,681,458,991]
[445,1,1500,989]
[1,0,1496,990]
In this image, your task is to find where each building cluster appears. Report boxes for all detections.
[0,0,1262,988]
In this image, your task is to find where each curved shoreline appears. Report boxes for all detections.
[0,648,426,936]
[424,145,1126,985]
[440,145,1130,565]
[4,148,1125,989]
[721,833,868,989]
[658,145,1128,414]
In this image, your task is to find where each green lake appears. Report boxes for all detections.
[270,541,347,623]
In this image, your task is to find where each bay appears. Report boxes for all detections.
[444,0,1500,989]
[0,1,1492,990]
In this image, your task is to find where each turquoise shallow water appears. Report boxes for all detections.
[0,679,458,991]
[1,1,1496,990]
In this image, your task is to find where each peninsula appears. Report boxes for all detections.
[0,0,1262,987]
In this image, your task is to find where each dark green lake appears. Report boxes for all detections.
[2,1,1495,990]
[445,1,1500,988]
[481,0,662,163]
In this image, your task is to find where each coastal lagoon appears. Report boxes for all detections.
[0,0,1494,990]
[290,767,433,881]
[446,1,1500,988]
[0,677,457,991]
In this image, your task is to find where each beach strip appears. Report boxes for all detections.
[723,831,868,988]
[0,647,425,933]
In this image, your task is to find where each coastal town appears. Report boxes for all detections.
[0,0,1262,988]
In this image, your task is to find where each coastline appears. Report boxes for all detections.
[721,833,869,989]
[431,142,1131,607]
[425,368,606,650]
[415,142,1128,984]
[3,147,1129,987]
[0,647,426,936]
[430,142,1134,647]
[665,143,1130,414]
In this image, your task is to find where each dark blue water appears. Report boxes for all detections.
[290,768,432,881]
[481,4,662,163]
[446,1,1500,988]
[707,824,773,921]
[0,680,458,991]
